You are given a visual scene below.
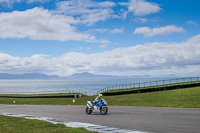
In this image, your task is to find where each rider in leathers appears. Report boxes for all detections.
[93,94,103,106]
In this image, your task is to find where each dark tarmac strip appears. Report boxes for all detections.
[0,104,199,133]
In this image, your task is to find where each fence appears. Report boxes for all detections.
[1,77,199,96]
[97,77,200,95]
[0,90,77,95]
[36,90,94,96]
[0,89,94,96]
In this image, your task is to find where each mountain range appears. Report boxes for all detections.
[0,73,59,79]
[67,72,150,79]
[0,72,176,79]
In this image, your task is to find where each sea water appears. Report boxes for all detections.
[0,77,179,95]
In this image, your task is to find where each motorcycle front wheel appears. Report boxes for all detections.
[100,107,108,115]
[86,107,92,114]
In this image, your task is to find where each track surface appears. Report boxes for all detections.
[0,105,199,133]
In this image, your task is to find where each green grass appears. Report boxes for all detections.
[1,83,199,133]
[105,87,200,108]
[0,115,96,133]
[0,94,95,105]
[0,93,79,97]
[104,80,200,93]
[0,86,200,108]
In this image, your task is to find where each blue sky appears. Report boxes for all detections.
[0,0,200,77]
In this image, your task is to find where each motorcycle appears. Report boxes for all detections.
[86,99,108,115]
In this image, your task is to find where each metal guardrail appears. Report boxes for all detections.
[0,90,76,95]
[1,77,199,96]
[0,89,95,96]
[38,90,94,96]
[96,77,200,95]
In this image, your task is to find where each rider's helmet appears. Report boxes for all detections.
[98,94,103,99]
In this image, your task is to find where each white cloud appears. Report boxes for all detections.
[99,40,111,44]
[0,0,46,3]
[0,0,49,7]
[0,0,20,7]
[93,29,109,33]
[99,44,108,48]
[133,25,185,37]
[133,17,159,23]
[1,34,200,77]
[55,0,117,26]
[119,0,161,17]
[187,20,197,26]
[78,47,91,51]
[109,28,124,34]
[0,1,113,43]
[27,0,49,3]
[90,28,124,34]
[133,17,148,23]
[0,7,98,42]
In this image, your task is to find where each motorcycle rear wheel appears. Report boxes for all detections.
[100,107,108,115]
[86,107,92,114]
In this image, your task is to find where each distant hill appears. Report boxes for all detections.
[66,72,150,79]
[0,72,173,79]
[0,73,59,79]
[67,72,115,79]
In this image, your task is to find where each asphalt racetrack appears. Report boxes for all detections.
[0,105,200,133]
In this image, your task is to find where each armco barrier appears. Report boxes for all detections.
[0,94,81,98]
[97,77,200,94]
[102,82,200,96]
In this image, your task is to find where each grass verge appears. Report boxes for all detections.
[0,94,95,105]
[105,86,200,108]
[0,86,200,108]
[104,80,200,93]
[0,115,96,133]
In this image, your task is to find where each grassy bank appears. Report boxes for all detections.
[106,86,200,108]
[0,115,96,133]
[104,80,200,93]
[0,94,94,105]
[1,80,200,108]
[1,86,200,108]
